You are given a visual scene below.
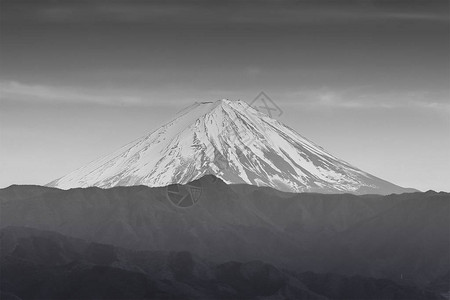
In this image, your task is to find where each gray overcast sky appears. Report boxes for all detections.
[1,0,449,191]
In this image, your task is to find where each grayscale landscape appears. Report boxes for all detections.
[1,177,449,299]
[1,0,449,299]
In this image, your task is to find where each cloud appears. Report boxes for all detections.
[285,88,450,111]
[2,0,447,25]
[0,80,220,108]
[0,81,143,106]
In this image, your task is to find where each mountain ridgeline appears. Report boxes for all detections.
[2,100,445,299]
[1,226,444,300]
[1,176,448,300]
[48,99,414,195]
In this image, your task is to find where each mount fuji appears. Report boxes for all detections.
[48,99,413,194]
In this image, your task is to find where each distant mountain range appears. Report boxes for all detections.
[5,99,443,299]
[1,226,444,300]
[2,176,448,292]
[48,99,415,194]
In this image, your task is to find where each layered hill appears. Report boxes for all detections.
[2,176,448,286]
[1,226,442,300]
[48,99,413,194]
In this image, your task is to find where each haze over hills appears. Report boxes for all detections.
[1,226,443,300]
[2,176,448,289]
[48,99,414,195]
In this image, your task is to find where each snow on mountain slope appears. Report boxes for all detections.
[48,99,411,194]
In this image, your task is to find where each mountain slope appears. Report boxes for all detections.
[48,99,412,194]
[2,177,448,285]
[3,227,441,300]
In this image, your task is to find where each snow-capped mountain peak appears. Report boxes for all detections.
[48,99,411,194]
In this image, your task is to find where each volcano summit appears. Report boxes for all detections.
[48,99,412,194]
